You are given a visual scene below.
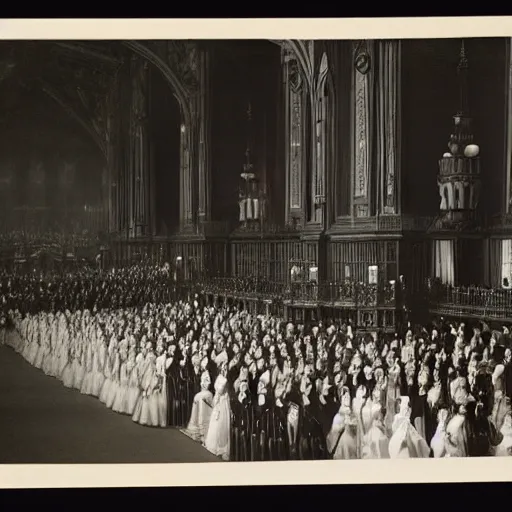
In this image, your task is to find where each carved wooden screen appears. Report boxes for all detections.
[352,41,374,218]
[329,240,398,284]
[272,240,303,282]
[284,53,305,222]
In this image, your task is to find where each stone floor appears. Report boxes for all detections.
[0,342,218,464]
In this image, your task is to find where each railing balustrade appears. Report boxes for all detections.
[200,277,398,308]
[428,280,512,319]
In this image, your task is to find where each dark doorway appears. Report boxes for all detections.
[148,65,181,236]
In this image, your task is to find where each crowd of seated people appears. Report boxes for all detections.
[0,229,100,255]
[1,265,512,461]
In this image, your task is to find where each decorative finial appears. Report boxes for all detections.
[458,39,468,71]
[456,39,469,117]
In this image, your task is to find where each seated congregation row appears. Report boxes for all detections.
[1,264,512,460]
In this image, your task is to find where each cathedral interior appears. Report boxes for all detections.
[0,37,511,332]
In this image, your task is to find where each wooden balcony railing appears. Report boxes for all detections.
[201,277,399,308]
[428,280,512,321]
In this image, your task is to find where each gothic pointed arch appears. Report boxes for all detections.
[316,51,330,93]
[269,39,313,87]
[39,79,107,158]
[122,40,192,124]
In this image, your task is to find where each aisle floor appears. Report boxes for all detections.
[0,343,219,463]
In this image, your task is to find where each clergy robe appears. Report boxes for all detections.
[411,388,435,447]
[166,360,181,425]
[298,390,328,460]
[177,361,197,427]
[253,392,286,462]
[467,409,503,457]
[317,388,339,439]
[229,386,254,462]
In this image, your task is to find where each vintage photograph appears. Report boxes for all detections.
[0,33,511,468]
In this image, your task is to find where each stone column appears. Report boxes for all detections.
[179,117,194,230]
[130,57,151,238]
[310,51,329,226]
[283,49,305,225]
[197,48,212,223]
[377,40,401,215]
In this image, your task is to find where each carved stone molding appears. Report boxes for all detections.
[167,41,199,94]
[355,71,369,199]
[288,79,303,211]
[288,57,303,93]
[354,40,372,75]
[378,40,401,215]
[271,39,313,88]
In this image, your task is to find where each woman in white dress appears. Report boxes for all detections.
[155,344,168,427]
[204,362,231,460]
[57,321,70,378]
[445,390,473,458]
[61,334,76,389]
[50,316,61,378]
[72,334,86,391]
[495,413,512,456]
[123,348,140,415]
[384,354,401,435]
[33,316,45,369]
[112,344,129,413]
[106,346,121,409]
[361,386,390,459]
[430,408,449,458]
[80,336,95,396]
[132,349,160,427]
[99,335,117,403]
[389,396,431,458]
[21,316,33,362]
[184,369,213,442]
[326,386,359,459]
[40,316,53,376]
[91,334,106,397]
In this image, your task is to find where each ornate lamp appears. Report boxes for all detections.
[437,40,481,226]
[238,103,265,230]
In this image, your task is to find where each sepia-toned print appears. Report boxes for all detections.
[1,34,512,470]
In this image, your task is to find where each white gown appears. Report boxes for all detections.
[389,401,431,459]
[495,415,512,456]
[444,413,468,458]
[204,374,231,460]
[361,403,390,459]
[430,410,449,458]
[184,371,213,442]
[326,406,359,460]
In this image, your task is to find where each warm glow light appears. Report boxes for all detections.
[464,144,480,158]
